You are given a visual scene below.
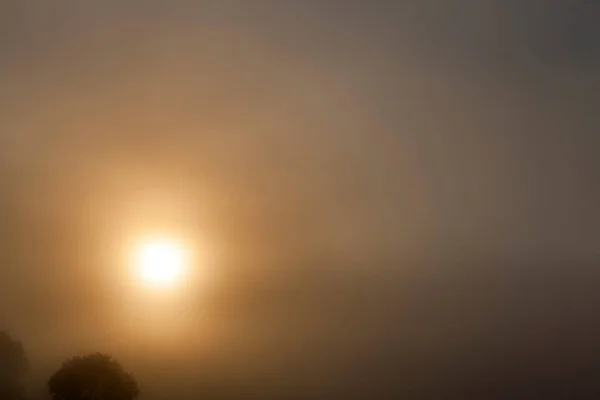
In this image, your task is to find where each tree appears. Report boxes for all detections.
[48,352,140,400]
[0,331,28,400]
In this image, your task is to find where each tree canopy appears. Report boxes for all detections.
[0,331,28,400]
[48,352,139,400]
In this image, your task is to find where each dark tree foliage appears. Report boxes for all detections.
[48,352,140,400]
[0,331,28,400]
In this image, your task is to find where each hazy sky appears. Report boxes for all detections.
[1,1,599,398]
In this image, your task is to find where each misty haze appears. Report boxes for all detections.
[1,1,599,399]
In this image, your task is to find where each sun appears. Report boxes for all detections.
[134,238,188,288]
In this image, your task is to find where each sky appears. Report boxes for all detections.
[1,1,599,398]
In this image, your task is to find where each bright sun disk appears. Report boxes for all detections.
[135,239,187,287]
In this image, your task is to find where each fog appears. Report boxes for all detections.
[1,1,599,398]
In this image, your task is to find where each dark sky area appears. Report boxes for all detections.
[1,1,599,399]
